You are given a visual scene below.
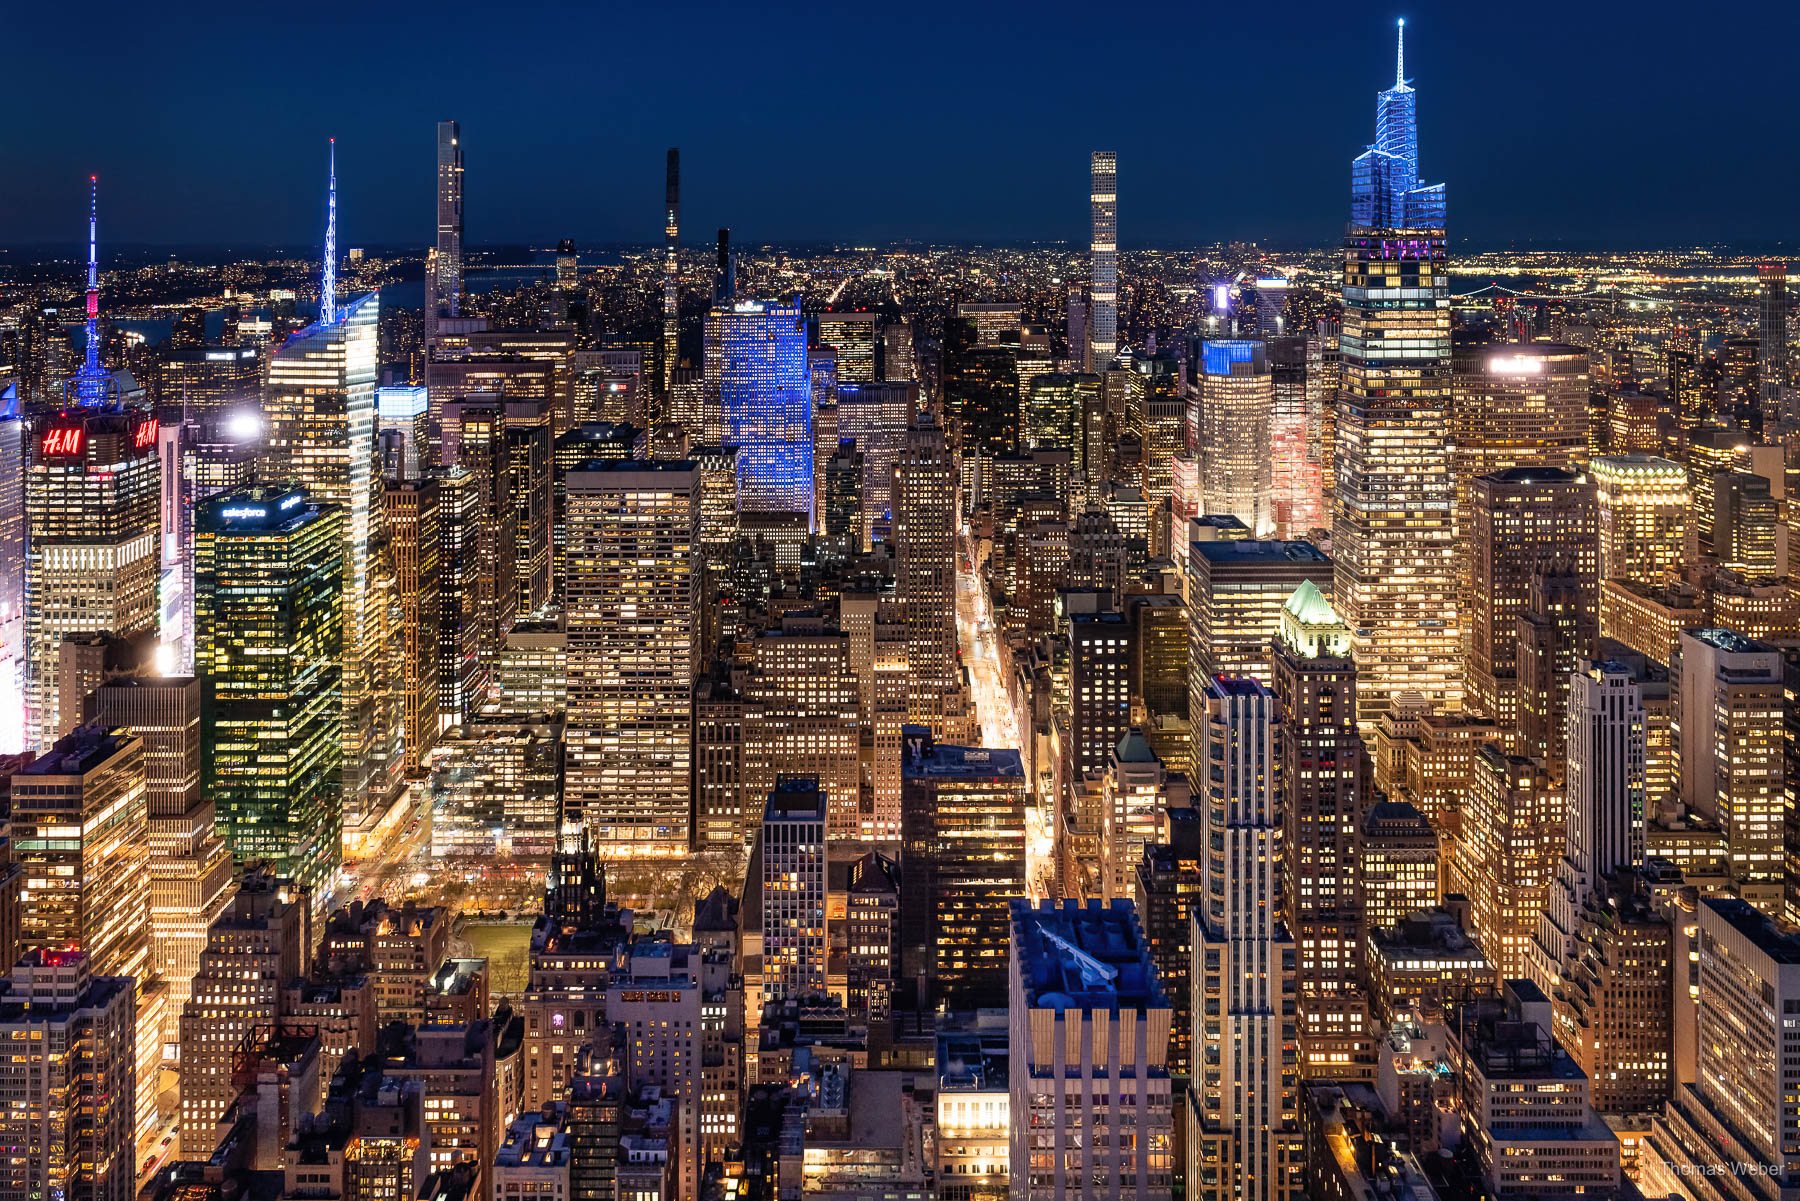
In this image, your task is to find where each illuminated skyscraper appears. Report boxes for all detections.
[1268,335,1322,538]
[1348,20,1444,230]
[899,726,1027,1010]
[882,320,915,382]
[1463,744,1557,978]
[377,384,430,480]
[892,413,959,733]
[817,312,879,383]
[1089,152,1118,369]
[1464,468,1597,728]
[1760,263,1789,426]
[0,951,136,1201]
[1196,340,1273,534]
[440,396,517,662]
[11,724,150,984]
[1270,584,1371,1081]
[1450,343,1590,522]
[1675,629,1785,917]
[662,148,680,406]
[85,675,233,1049]
[163,414,257,676]
[564,461,699,858]
[1334,21,1458,723]
[429,120,464,344]
[744,612,860,840]
[384,479,441,775]
[262,147,399,832]
[1590,455,1690,587]
[707,300,813,520]
[1528,661,1646,998]
[435,466,484,730]
[836,380,916,547]
[0,400,22,755]
[760,779,828,1003]
[194,486,345,898]
[1189,676,1301,1201]
[178,870,307,1143]
[505,399,553,612]
[24,408,160,750]
[1008,899,1173,1201]
[12,719,162,1147]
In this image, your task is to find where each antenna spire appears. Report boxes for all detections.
[321,139,338,325]
[65,175,118,405]
[1395,18,1405,88]
[84,176,99,376]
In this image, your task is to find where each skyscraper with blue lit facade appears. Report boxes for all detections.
[1349,20,1445,229]
[1333,20,1461,724]
[709,299,814,522]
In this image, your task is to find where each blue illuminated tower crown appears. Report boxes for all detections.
[1350,19,1445,228]
[66,176,119,407]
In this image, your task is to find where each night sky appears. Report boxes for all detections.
[7,0,1793,251]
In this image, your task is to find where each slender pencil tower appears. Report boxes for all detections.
[662,148,681,412]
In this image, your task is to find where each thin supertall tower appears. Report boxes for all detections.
[67,176,117,406]
[1333,20,1460,724]
[1760,263,1790,426]
[662,148,680,410]
[429,120,464,342]
[1089,151,1117,369]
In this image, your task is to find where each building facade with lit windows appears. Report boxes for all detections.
[1589,455,1690,587]
[1463,467,1597,728]
[0,950,136,1201]
[194,487,345,896]
[23,407,160,751]
[1450,342,1590,512]
[707,300,813,522]
[262,292,401,837]
[435,465,485,730]
[1462,745,1558,980]
[1195,340,1273,535]
[893,414,961,734]
[563,461,699,857]
[1189,676,1302,1201]
[1674,628,1785,917]
[760,779,828,1003]
[1271,582,1372,1082]
[1333,26,1458,725]
[1008,899,1172,1201]
[1088,152,1117,369]
[383,478,441,775]
[899,727,1026,1011]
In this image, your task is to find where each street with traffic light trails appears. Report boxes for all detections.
[956,527,1054,899]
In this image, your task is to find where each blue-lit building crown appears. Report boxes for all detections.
[1201,340,1267,376]
[1350,19,1445,229]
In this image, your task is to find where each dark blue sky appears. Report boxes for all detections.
[8,0,1794,250]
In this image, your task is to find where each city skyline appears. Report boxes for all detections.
[6,2,1793,250]
[0,8,1795,1200]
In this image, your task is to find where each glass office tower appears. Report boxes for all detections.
[1333,20,1460,723]
[194,487,344,899]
